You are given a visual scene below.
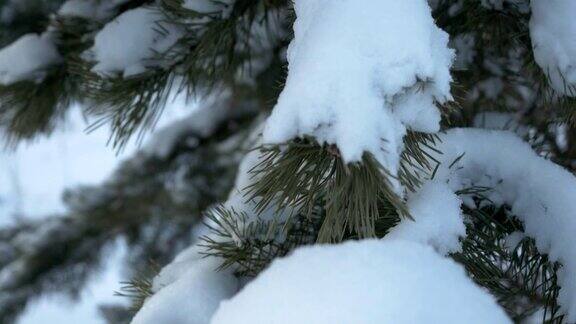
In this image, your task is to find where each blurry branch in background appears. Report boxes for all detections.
[0,95,258,322]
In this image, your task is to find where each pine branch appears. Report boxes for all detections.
[453,198,564,323]
[199,205,323,277]
[116,264,158,315]
[246,131,437,243]
[0,68,71,142]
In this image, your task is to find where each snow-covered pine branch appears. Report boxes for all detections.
[422,128,576,321]
[4,0,576,323]
[263,0,454,181]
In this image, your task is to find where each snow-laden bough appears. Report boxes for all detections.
[263,0,454,180]
[395,128,576,321]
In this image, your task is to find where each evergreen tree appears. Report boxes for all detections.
[1,0,576,323]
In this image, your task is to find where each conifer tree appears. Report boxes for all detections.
[1,0,576,323]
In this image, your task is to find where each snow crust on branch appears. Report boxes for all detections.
[0,33,61,85]
[58,0,130,20]
[530,0,576,96]
[212,240,511,324]
[87,7,183,77]
[428,128,576,321]
[263,0,454,174]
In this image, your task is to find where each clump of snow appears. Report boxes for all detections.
[131,245,238,324]
[263,0,454,176]
[212,240,510,324]
[530,0,576,96]
[58,0,130,20]
[0,33,61,85]
[88,6,183,77]
[386,181,465,255]
[427,128,576,321]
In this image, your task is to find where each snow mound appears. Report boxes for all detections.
[386,181,465,255]
[530,0,576,96]
[0,33,61,85]
[430,128,576,321]
[212,240,510,324]
[58,0,130,20]
[88,7,183,77]
[263,0,454,175]
[131,246,238,324]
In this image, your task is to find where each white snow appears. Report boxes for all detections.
[131,241,238,324]
[426,128,576,321]
[263,0,454,178]
[88,7,183,77]
[530,0,576,96]
[386,181,465,255]
[212,240,510,324]
[0,33,61,85]
[58,0,130,20]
